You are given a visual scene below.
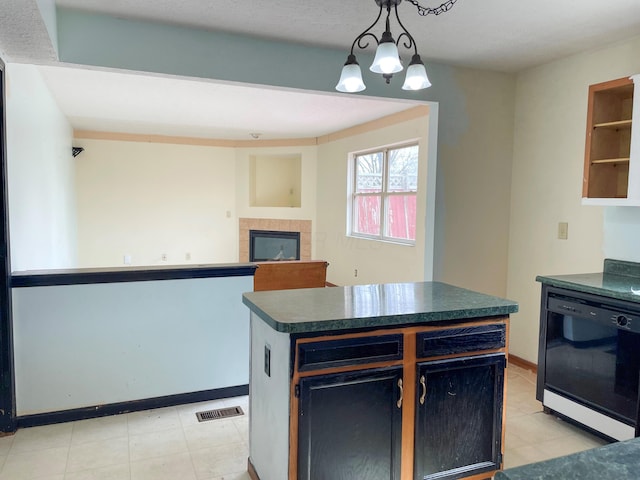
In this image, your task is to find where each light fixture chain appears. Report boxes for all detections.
[406,0,458,16]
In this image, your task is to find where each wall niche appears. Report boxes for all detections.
[250,153,302,207]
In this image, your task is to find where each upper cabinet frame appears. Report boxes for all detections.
[583,74,640,206]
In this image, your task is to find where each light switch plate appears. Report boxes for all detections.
[558,222,569,240]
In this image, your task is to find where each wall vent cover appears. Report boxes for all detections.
[196,406,244,422]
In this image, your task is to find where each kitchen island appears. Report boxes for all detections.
[242,281,518,480]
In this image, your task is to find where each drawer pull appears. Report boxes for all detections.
[420,375,426,405]
[397,379,404,409]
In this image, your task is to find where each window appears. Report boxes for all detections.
[349,143,419,244]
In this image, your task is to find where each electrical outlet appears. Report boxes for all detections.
[354,269,358,277]
[558,222,569,240]
[185,252,191,261]
[161,253,167,261]
[264,344,271,377]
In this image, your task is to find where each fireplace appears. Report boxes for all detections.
[239,218,311,262]
[250,230,300,262]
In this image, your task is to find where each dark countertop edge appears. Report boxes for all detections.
[243,299,518,334]
[494,437,639,479]
[535,274,640,304]
[11,263,257,288]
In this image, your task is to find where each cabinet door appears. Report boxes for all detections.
[414,354,505,480]
[298,367,403,480]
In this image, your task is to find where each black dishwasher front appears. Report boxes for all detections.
[537,286,640,440]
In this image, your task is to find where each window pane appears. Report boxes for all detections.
[387,145,418,193]
[355,152,383,193]
[385,194,417,241]
[354,195,381,236]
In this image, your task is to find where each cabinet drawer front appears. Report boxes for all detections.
[416,323,505,358]
[297,334,403,372]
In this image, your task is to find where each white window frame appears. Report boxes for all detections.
[347,142,419,246]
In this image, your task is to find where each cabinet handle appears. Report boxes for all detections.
[420,375,426,405]
[397,378,403,408]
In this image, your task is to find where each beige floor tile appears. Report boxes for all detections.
[10,423,73,453]
[0,446,68,480]
[130,452,196,480]
[504,443,552,469]
[71,415,128,445]
[232,417,248,446]
[538,433,608,460]
[127,407,181,436]
[0,436,13,457]
[503,428,529,450]
[190,442,249,480]
[506,411,575,445]
[129,427,188,462]
[64,463,131,480]
[66,436,129,473]
[183,420,243,452]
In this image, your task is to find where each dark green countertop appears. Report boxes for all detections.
[536,259,640,304]
[242,281,518,333]
[495,437,637,479]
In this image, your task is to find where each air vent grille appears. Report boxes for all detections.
[196,406,244,422]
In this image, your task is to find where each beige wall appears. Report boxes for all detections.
[74,140,319,267]
[75,139,237,267]
[235,146,317,222]
[508,35,640,362]
[315,115,430,286]
[433,69,516,298]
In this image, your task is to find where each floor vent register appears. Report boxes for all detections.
[195,406,244,422]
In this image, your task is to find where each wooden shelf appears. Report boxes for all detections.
[591,157,630,165]
[583,76,635,200]
[593,119,632,129]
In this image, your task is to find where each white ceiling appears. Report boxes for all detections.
[54,0,640,73]
[38,66,418,139]
[2,0,640,140]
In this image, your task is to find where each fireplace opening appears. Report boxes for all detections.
[250,230,301,262]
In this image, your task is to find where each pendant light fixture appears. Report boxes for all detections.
[336,0,458,93]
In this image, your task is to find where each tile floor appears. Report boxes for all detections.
[0,396,250,480]
[503,364,608,469]
[0,364,609,479]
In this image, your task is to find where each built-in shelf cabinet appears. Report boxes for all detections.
[583,75,640,206]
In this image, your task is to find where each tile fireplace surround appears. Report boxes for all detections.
[239,218,312,262]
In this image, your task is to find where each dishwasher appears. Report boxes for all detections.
[537,286,640,441]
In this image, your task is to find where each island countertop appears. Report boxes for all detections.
[495,437,637,480]
[242,281,518,333]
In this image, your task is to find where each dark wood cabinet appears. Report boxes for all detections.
[297,367,403,480]
[285,320,508,480]
[414,354,505,480]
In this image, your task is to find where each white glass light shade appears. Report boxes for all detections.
[370,41,403,74]
[336,63,366,93]
[402,62,431,91]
